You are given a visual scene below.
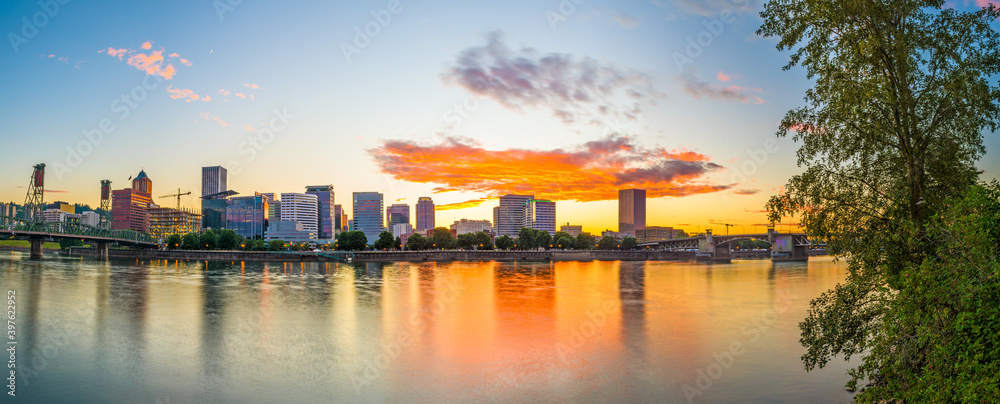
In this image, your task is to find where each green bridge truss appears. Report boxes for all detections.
[0,215,158,246]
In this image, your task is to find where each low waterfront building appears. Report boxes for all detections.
[560,224,583,237]
[636,226,682,243]
[264,220,316,244]
[148,206,203,241]
[450,219,492,235]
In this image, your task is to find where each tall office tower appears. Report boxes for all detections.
[353,192,385,244]
[201,166,232,229]
[495,194,534,237]
[261,193,280,222]
[333,204,344,233]
[524,199,556,235]
[226,193,270,239]
[618,189,646,237]
[305,185,335,240]
[386,203,410,228]
[415,197,435,231]
[201,166,227,197]
[279,193,318,238]
[111,170,154,233]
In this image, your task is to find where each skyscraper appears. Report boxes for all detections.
[111,170,153,233]
[201,166,232,229]
[353,192,385,244]
[201,166,227,197]
[333,204,344,233]
[415,197,435,231]
[495,194,533,237]
[525,199,556,235]
[387,203,410,228]
[279,193,318,238]
[305,185,335,240]
[618,189,646,237]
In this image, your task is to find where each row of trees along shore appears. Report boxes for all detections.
[160,227,655,252]
[758,0,1000,402]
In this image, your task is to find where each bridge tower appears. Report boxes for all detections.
[23,163,45,223]
[100,179,113,229]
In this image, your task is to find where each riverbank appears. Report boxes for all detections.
[65,247,711,262]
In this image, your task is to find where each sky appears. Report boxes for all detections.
[1,0,999,235]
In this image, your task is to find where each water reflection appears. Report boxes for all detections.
[2,253,855,403]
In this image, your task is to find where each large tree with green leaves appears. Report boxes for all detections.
[758,0,1000,400]
[373,231,396,250]
[431,227,454,250]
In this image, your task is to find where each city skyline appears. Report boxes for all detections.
[2,0,999,235]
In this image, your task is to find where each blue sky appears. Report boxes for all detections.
[1,0,998,233]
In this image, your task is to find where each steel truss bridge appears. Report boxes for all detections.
[637,229,812,262]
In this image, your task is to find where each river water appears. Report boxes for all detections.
[3,251,855,403]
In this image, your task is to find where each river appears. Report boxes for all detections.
[2,251,855,403]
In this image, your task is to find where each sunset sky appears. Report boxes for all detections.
[2,0,998,235]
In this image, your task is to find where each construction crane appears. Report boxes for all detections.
[159,188,192,210]
[709,221,735,235]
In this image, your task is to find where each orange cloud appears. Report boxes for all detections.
[140,41,152,50]
[235,92,245,99]
[244,83,260,89]
[435,198,492,211]
[371,135,732,203]
[716,71,732,81]
[219,89,230,95]
[126,50,176,79]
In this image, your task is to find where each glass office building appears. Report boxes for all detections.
[352,192,385,244]
[226,194,269,239]
[305,185,334,240]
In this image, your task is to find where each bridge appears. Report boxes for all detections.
[3,163,158,259]
[638,228,811,262]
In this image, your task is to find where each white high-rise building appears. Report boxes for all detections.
[278,193,319,238]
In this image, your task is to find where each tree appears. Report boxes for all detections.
[620,237,637,250]
[181,233,200,250]
[455,233,476,249]
[405,233,427,250]
[373,231,395,250]
[676,231,689,239]
[474,231,493,250]
[431,227,454,250]
[58,238,83,250]
[516,227,536,250]
[555,236,574,249]
[218,229,240,250]
[394,236,402,250]
[268,239,286,251]
[758,1,1000,400]
[574,233,596,250]
[337,231,368,251]
[597,236,618,250]
[200,230,218,250]
[553,231,573,244]
[165,234,182,250]
[535,230,552,250]
[495,235,515,250]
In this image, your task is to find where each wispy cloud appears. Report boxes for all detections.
[733,189,760,195]
[678,69,764,104]
[672,0,752,16]
[200,112,228,127]
[370,134,731,204]
[441,31,660,125]
[99,41,188,80]
[436,197,493,211]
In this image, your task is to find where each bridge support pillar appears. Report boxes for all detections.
[95,242,109,261]
[29,239,44,259]
[771,234,808,262]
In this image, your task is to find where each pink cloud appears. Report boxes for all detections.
[202,95,211,102]
[200,112,228,127]
[219,89,230,95]
[140,41,152,50]
[716,71,732,81]
[126,50,177,79]
[245,124,256,132]
[169,53,179,57]
[178,58,192,66]
[167,86,198,101]
[235,93,245,99]
[244,83,260,89]
[100,47,130,60]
